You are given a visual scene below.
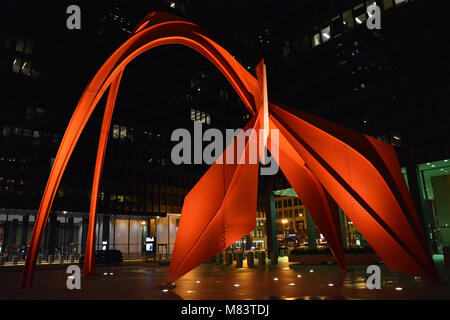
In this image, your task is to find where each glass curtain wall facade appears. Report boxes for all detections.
[0,210,183,261]
[417,160,450,253]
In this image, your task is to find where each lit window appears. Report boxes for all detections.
[312,33,321,47]
[354,4,367,25]
[120,126,127,140]
[190,108,196,121]
[127,128,134,142]
[24,39,34,55]
[391,134,401,147]
[355,15,365,24]
[342,10,354,31]
[206,114,211,125]
[15,37,25,52]
[2,126,11,136]
[321,26,331,43]
[331,16,344,38]
[383,0,393,10]
[12,58,22,73]
[112,125,120,139]
[21,60,31,76]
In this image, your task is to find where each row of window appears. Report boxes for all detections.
[112,125,169,143]
[0,34,34,55]
[275,197,302,208]
[0,177,25,185]
[311,0,409,48]
[15,37,34,55]
[190,108,211,124]
[12,57,40,78]
[0,156,28,164]
[25,106,45,121]
[112,124,134,141]
[147,158,167,166]
[276,220,305,233]
[1,126,58,141]
[108,191,185,207]
[276,207,305,219]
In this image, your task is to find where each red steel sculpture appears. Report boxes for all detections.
[20,12,439,289]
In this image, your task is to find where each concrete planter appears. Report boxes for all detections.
[288,253,380,265]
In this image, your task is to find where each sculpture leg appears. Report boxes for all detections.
[268,118,346,269]
[20,83,113,290]
[84,72,123,276]
[166,114,262,283]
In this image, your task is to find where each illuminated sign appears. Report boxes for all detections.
[145,237,155,253]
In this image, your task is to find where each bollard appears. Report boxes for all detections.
[12,255,18,265]
[69,255,75,263]
[59,255,65,264]
[37,256,42,264]
[225,252,233,265]
[48,255,54,264]
[235,251,244,268]
[270,252,278,265]
[246,251,255,268]
[0,256,5,266]
[259,251,266,265]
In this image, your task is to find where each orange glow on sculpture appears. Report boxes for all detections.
[20,11,439,289]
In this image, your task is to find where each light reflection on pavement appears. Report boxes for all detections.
[0,259,449,300]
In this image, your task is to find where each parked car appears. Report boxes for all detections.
[79,250,123,266]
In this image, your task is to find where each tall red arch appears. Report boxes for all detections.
[20,12,438,289]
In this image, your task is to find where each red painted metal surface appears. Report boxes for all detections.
[267,118,346,269]
[269,103,438,280]
[83,72,123,276]
[20,11,438,289]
